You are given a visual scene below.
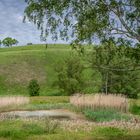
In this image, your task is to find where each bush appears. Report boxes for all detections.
[28,79,40,96]
[55,55,84,95]
[129,103,140,115]
[44,118,59,134]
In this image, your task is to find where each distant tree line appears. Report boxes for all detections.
[0,37,19,47]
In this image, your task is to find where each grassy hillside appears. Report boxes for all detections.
[0,44,100,96]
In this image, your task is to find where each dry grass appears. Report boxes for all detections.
[60,119,140,131]
[70,94,129,112]
[0,62,46,84]
[0,96,29,108]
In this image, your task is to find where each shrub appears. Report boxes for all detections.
[129,103,140,115]
[28,79,40,96]
[44,118,59,134]
[55,55,84,95]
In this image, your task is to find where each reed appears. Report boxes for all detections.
[70,94,128,112]
[0,96,29,108]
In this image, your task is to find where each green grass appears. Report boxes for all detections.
[30,96,69,104]
[83,108,131,122]
[129,99,140,115]
[130,104,140,115]
[92,127,126,137]
[0,96,70,113]
[0,44,99,96]
[0,119,59,140]
[0,120,140,140]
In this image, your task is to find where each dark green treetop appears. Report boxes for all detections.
[2,37,19,47]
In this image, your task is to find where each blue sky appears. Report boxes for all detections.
[0,0,66,45]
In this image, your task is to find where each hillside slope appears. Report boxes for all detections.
[0,44,99,96]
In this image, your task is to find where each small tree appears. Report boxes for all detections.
[56,55,84,95]
[28,79,40,96]
[0,40,1,47]
[2,37,18,47]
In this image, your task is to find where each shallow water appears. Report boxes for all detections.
[0,109,80,120]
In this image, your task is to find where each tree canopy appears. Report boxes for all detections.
[24,0,140,45]
[92,40,140,98]
[0,40,1,47]
[2,37,19,47]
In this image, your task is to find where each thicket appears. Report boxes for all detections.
[55,54,84,95]
[91,41,140,98]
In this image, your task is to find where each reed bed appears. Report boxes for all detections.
[0,96,29,108]
[70,94,129,112]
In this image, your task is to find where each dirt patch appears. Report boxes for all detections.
[0,62,46,84]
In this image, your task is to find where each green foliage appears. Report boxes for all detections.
[0,44,139,97]
[25,0,140,46]
[28,79,40,96]
[55,54,84,95]
[24,0,140,98]
[2,37,18,47]
[83,109,130,122]
[12,39,19,46]
[0,45,79,96]
[44,118,59,134]
[0,39,1,47]
[92,42,140,98]
[129,103,140,115]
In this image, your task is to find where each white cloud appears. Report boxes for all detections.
[0,0,67,45]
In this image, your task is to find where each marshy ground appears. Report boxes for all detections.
[0,95,140,140]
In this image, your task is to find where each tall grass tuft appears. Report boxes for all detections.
[70,94,128,112]
[0,96,29,108]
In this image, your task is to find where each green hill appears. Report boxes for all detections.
[0,44,99,96]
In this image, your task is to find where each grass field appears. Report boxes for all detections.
[0,119,140,140]
[0,44,101,96]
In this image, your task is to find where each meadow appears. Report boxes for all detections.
[0,44,100,96]
[0,44,140,140]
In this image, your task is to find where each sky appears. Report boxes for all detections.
[0,0,66,46]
